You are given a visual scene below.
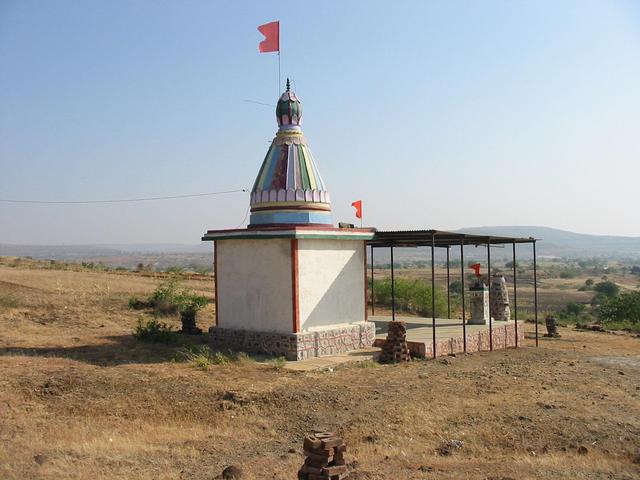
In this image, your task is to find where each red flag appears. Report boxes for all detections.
[470,263,481,277]
[258,21,279,53]
[351,200,362,219]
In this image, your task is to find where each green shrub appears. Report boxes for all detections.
[371,277,447,317]
[597,291,640,330]
[165,266,185,274]
[449,280,463,295]
[148,277,182,315]
[266,356,287,370]
[593,281,620,298]
[133,317,175,344]
[130,278,209,328]
[559,269,578,279]
[128,296,148,310]
[564,302,586,316]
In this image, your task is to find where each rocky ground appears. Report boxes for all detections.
[0,264,639,479]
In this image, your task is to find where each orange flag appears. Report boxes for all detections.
[351,200,362,219]
[258,21,279,53]
[470,263,481,277]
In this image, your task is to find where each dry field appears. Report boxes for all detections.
[1,261,639,480]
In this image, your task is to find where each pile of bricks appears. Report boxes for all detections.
[298,432,348,480]
[379,320,411,363]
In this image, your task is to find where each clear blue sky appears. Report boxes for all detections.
[1,0,639,244]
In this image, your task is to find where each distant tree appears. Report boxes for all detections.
[597,291,640,326]
[631,266,640,275]
[593,281,620,298]
[559,269,578,279]
[585,278,594,287]
[564,302,586,316]
[505,260,519,269]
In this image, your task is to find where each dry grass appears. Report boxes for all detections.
[0,264,639,479]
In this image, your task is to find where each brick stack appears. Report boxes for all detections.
[379,321,411,363]
[298,432,348,480]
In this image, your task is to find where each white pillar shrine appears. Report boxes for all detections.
[202,81,376,360]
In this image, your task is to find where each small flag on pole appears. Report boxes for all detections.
[351,200,362,219]
[258,21,280,53]
[470,263,482,277]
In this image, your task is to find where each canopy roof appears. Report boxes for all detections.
[367,229,537,248]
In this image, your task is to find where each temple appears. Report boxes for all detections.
[202,81,376,360]
[203,82,540,361]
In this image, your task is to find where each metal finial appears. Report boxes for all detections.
[286,78,290,92]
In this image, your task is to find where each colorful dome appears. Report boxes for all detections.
[249,80,332,227]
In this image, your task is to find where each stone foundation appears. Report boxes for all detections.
[209,322,376,361]
[373,322,524,359]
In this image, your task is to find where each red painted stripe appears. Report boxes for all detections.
[291,239,300,333]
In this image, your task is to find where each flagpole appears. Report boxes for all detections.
[278,51,281,95]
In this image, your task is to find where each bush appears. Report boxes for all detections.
[148,277,183,315]
[133,318,175,344]
[593,281,620,298]
[173,347,253,369]
[371,277,448,317]
[559,269,578,279]
[597,291,640,331]
[266,356,287,370]
[565,302,585,316]
[131,278,209,333]
[449,280,463,295]
[173,345,212,370]
[128,296,148,310]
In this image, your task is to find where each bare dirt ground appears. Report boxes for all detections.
[1,264,639,480]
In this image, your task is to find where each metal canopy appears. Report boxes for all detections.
[366,229,537,248]
[366,228,540,358]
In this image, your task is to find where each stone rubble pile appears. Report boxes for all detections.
[379,320,411,363]
[298,432,349,480]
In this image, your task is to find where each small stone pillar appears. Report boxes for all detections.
[545,316,560,337]
[299,432,348,480]
[490,274,511,321]
[379,321,411,363]
[468,281,489,325]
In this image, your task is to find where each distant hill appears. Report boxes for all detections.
[457,226,640,259]
[1,227,639,268]
[0,243,212,270]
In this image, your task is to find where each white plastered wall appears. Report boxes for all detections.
[216,238,293,333]
[297,239,366,331]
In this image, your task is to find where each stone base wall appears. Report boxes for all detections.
[373,322,525,358]
[209,322,376,361]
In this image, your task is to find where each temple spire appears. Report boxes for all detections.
[248,85,332,227]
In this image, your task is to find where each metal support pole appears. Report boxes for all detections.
[533,241,539,347]
[487,238,493,351]
[446,247,451,319]
[512,242,518,348]
[390,244,396,322]
[460,240,466,353]
[431,233,437,359]
[370,246,375,316]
